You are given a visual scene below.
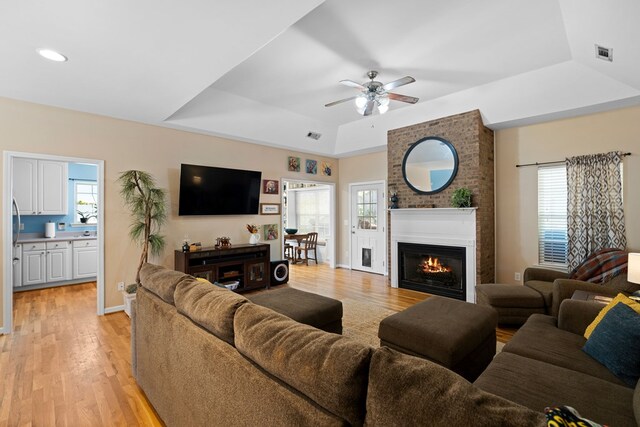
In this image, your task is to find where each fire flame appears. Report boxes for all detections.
[420,256,452,273]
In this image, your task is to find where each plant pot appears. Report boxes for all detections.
[123,292,136,317]
[249,233,261,245]
[80,218,88,224]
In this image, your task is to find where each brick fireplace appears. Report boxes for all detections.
[387,110,495,294]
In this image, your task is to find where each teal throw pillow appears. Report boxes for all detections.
[582,302,640,386]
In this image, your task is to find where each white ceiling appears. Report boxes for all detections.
[1,0,639,157]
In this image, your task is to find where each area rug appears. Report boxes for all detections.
[341,298,505,354]
[341,298,397,347]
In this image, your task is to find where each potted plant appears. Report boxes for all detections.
[77,201,97,223]
[118,170,167,314]
[451,187,472,208]
[123,284,138,317]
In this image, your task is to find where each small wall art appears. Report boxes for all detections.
[260,203,281,215]
[306,159,317,174]
[288,156,301,172]
[262,179,279,195]
[263,224,279,240]
[321,161,332,176]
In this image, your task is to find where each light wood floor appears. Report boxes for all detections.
[0,264,517,426]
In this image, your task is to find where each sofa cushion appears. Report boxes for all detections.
[502,314,626,386]
[140,263,190,304]
[583,302,640,387]
[474,352,636,427]
[234,303,372,426]
[524,280,553,311]
[174,277,247,345]
[365,347,546,426]
[584,293,640,338]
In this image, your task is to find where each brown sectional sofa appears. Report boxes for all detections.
[133,264,639,426]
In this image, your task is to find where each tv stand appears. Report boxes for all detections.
[175,244,270,292]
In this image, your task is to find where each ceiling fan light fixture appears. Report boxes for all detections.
[355,95,368,109]
[378,104,389,114]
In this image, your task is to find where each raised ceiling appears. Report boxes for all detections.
[1,0,639,157]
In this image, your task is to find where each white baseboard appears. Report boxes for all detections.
[336,264,351,269]
[104,305,125,314]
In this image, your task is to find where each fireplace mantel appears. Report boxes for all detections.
[390,208,477,302]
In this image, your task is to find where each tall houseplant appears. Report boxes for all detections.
[118,170,167,285]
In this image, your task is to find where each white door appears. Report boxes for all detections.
[38,160,68,215]
[350,182,386,274]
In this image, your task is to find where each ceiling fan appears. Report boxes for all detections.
[325,70,419,116]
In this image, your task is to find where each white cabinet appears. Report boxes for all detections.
[46,241,71,282]
[12,158,68,215]
[22,243,46,286]
[12,158,37,215]
[73,239,97,279]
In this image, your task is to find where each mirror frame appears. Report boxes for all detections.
[401,136,459,195]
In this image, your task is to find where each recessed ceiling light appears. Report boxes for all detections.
[37,49,68,62]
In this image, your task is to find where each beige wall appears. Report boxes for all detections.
[336,150,387,267]
[0,97,338,327]
[495,105,640,285]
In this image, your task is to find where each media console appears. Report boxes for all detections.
[175,244,270,292]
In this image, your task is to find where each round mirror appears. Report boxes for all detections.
[402,137,458,194]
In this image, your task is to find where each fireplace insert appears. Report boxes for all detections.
[398,242,466,300]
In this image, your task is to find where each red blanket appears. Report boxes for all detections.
[569,248,628,284]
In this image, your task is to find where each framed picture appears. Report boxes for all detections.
[262,179,279,195]
[260,203,281,215]
[288,156,301,172]
[263,224,279,240]
[321,161,332,176]
[306,159,317,174]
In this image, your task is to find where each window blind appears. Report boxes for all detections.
[538,165,568,267]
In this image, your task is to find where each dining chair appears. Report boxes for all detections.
[296,232,318,265]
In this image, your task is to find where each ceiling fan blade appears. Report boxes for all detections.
[363,99,375,116]
[382,76,415,91]
[388,93,419,104]
[325,96,358,107]
[340,79,365,90]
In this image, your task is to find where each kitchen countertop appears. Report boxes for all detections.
[17,232,97,244]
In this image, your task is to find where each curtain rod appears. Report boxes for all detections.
[516,152,631,168]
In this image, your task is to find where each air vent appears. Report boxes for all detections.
[595,44,613,62]
[306,131,322,140]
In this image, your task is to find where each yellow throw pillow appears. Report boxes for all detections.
[195,277,212,285]
[584,293,640,338]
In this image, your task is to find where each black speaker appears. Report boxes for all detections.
[270,260,289,286]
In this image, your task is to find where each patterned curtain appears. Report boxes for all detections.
[566,151,626,270]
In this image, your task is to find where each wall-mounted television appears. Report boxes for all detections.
[178,164,262,215]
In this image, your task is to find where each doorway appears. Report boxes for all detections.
[281,179,336,268]
[3,151,105,334]
[349,181,387,275]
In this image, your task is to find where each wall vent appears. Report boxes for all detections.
[595,44,613,62]
[306,131,322,140]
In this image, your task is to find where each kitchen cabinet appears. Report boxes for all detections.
[73,239,97,279]
[13,244,22,288]
[22,243,46,286]
[46,241,71,282]
[12,158,68,215]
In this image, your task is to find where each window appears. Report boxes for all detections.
[537,165,567,267]
[293,188,330,241]
[75,181,98,224]
[356,189,378,230]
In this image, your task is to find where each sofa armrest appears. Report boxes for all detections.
[131,297,137,379]
[557,300,604,335]
[523,267,569,284]
[550,279,620,317]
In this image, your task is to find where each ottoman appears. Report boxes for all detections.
[247,287,343,334]
[378,297,497,381]
[476,283,545,326]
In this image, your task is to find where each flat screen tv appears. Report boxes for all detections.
[178,164,262,215]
